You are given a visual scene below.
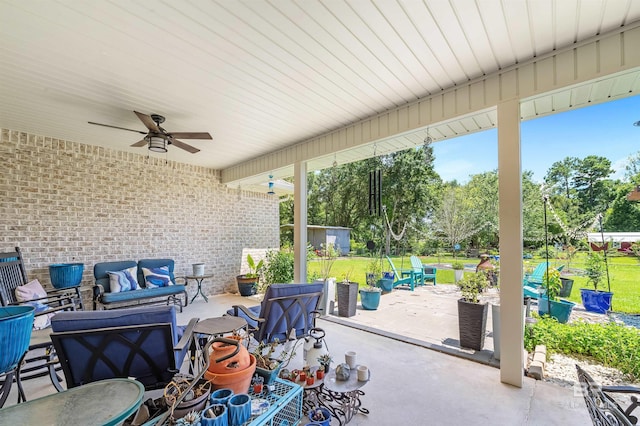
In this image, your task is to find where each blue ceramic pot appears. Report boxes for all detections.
[359,289,381,310]
[210,388,234,406]
[201,404,228,426]
[580,289,613,314]
[227,393,251,426]
[308,407,331,426]
[538,297,575,324]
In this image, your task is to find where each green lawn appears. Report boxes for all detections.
[307,253,640,313]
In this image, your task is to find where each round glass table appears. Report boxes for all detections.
[0,378,144,425]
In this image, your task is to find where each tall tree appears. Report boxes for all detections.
[432,185,479,255]
[624,150,640,185]
[545,157,579,200]
[573,155,614,214]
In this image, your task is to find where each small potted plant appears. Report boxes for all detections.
[452,260,465,283]
[580,251,613,314]
[252,338,297,385]
[307,407,331,426]
[236,254,264,296]
[457,271,489,350]
[360,258,383,310]
[317,353,332,373]
[538,268,575,324]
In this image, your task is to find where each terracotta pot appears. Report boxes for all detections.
[208,336,250,374]
[204,354,257,395]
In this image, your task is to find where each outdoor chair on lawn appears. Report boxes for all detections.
[523,262,564,300]
[226,283,323,344]
[50,305,198,390]
[385,256,416,290]
[407,256,426,287]
[0,247,83,400]
[576,364,639,426]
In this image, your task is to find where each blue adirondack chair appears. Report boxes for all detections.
[523,262,564,299]
[386,256,416,290]
[404,256,425,287]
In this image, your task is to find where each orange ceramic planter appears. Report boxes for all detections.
[204,354,257,395]
[207,336,251,374]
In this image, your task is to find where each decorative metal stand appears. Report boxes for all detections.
[302,368,369,425]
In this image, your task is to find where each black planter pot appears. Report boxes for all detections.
[457,299,488,351]
[236,275,258,296]
[559,278,574,298]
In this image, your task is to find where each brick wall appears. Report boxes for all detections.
[0,129,279,306]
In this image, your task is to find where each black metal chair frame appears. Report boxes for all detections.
[0,247,82,404]
[231,290,323,344]
[51,322,196,390]
[576,364,640,426]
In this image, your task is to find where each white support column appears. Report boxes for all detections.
[294,161,308,283]
[497,99,524,387]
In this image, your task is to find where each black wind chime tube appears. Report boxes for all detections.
[544,195,551,315]
[369,169,381,217]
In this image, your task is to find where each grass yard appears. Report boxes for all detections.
[307,253,640,313]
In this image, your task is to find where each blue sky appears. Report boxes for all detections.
[432,94,640,183]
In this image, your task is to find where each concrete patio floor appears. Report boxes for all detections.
[6,290,591,425]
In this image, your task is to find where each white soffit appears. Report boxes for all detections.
[1,1,640,171]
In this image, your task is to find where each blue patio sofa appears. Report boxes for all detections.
[93,259,188,310]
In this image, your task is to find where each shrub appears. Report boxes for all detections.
[262,248,294,287]
[524,316,640,380]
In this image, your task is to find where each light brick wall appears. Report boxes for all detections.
[0,129,279,306]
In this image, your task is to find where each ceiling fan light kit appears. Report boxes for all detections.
[88,111,212,154]
[147,135,168,153]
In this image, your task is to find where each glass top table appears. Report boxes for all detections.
[0,378,144,426]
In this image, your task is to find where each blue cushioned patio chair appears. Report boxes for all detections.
[385,256,415,290]
[226,283,323,344]
[50,305,198,390]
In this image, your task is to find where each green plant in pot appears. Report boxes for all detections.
[252,338,298,385]
[538,267,575,324]
[452,260,464,283]
[236,254,264,296]
[457,271,489,350]
[580,251,613,314]
[360,258,383,310]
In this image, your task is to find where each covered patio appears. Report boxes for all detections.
[7,294,591,424]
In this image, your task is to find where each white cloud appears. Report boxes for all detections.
[611,157,629,181]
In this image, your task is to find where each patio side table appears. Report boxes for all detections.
[185,273,213,303]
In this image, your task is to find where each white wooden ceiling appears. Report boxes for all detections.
[2,0,640,188]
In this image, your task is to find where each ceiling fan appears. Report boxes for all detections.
[88,111,212,153]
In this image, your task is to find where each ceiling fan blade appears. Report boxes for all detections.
[88,121,147,134]
[168,132,212,140]
[169,138,200,153]
[134,111,160,132]
[131,139,148,147]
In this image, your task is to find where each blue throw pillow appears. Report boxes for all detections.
[142,266,173,288]
[106,266,139,292]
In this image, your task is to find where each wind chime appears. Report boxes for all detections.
[369,148,381,217]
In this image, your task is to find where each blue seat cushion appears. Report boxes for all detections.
[99,285,186,304]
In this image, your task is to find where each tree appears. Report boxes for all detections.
[604,183,640,231]
[432,186,478,256]
[624,150,640,185]
[545,157,579,200]
[381,147,441,254]
[573,155,614,214]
